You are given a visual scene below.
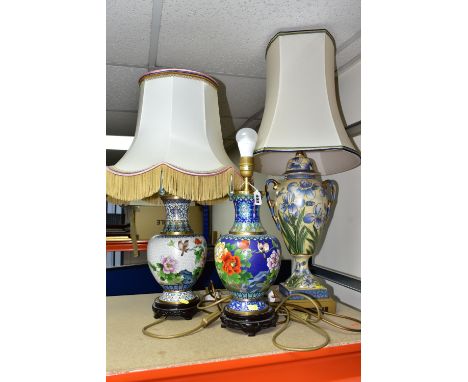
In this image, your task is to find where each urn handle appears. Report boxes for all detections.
[265,178,281,231]
[322,180,338,221]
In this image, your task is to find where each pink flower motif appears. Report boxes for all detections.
[161,256,177,274]
[267,250,280,271]
[238,240,250,250]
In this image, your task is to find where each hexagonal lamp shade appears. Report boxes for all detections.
[254,30,360,176]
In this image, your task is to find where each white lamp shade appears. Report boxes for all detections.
[106,69,242,203]
[254,30,361,176]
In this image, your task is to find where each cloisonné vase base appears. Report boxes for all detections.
[152,295,200,320]
[159,290,197,303]
[147,197,207,315]
[279,282,329,299]
[220,306,277,336]
[214,193,282,335]
[225,297,269,315]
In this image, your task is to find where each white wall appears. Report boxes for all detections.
[316,60,361,308]
[318,134,360,309]
[318,134,360,277]
[212,59,361,308]
[338,60,361,125]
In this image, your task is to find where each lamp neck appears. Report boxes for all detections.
[160,197,194,236]
[229,194,266,235]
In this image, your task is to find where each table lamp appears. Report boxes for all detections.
[254,30,361,300]
[106,68,243,319]
[215,128,282,336]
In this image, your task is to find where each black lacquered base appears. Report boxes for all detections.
[220,306,277,336]
[152,296,200,320]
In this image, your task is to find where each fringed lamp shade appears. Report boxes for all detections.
[254,30,361,176]
[106,69,243,203]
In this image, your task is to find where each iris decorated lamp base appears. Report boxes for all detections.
[147,197,207,319]
[265,152,337,301]
[279,255,329,299]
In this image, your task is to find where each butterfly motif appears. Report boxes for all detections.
[257,242,269,259]
[178,240,189,256]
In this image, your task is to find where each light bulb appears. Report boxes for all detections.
[236,128,258,157]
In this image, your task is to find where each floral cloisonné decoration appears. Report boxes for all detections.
[149,236,206,288]
[215,237,281,294]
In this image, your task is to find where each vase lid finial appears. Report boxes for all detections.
[284,151,318,175]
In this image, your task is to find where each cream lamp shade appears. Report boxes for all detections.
[106,68,243,203]
[254,30,361,176]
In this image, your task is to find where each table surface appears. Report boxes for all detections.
[107,291,361,376]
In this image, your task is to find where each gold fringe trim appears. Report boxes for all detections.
[105,194,230,206]
[106,164,243,204]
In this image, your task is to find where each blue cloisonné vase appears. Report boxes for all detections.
[215,193,281,316]
[265,152,337,299]
[147,196,207,307]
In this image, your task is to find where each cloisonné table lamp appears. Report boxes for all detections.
[106,68,243,319]
[215,128,282,336]
[254,30,361,299]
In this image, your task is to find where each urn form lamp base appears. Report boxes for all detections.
[279,283,329,299]
[152,295,200,320]
[281,254,329,299]
[220,305,277,336]
[284,295,337,314]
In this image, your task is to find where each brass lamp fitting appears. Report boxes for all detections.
[239,156,254,193]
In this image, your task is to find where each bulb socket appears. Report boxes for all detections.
[239,156,254,178]
[238,156,254,194]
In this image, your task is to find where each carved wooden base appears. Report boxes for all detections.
[152,296,200,320]
[220,306,277,336]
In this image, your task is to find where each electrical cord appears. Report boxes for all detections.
[142,283,360,351]
[270,293,360,351]
[271,293,329,350]
[142,311,222,339]
[281,300,362,332]
[272,305,330,351]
